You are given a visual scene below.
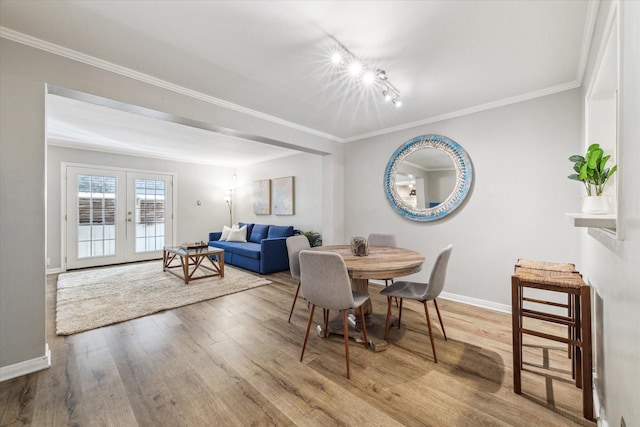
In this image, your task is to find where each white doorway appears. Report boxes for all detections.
[64,165,174,269]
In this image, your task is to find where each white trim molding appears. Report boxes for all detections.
[440,291,512,314]
[0,344,51,382]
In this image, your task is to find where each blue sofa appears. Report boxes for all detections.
[208,222,295,274]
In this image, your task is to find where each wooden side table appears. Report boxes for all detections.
[511,260,593,421]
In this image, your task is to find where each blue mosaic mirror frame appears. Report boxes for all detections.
[384,134,473,222]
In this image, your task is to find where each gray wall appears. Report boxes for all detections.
[344,89,583,309]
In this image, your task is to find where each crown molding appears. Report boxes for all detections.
[343,80,582,143]
[0,26,343,143]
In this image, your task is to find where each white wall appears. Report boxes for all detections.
[579,1,640,425]
[46,145,236,271]
[427,169,457,206]
[234,152,324,235]
[344,89,583,308]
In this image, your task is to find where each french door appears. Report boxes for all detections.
[65,166,174,269]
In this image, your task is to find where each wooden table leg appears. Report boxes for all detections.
[181,255,189,284]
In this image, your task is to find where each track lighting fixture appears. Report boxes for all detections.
[329,44,401,108]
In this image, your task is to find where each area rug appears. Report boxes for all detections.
[56,261,271,335]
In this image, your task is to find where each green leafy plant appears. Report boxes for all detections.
[302,231,322,247]
[568,143,617,196]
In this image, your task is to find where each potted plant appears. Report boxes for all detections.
[302,231,322,247]
[568,143,617,214]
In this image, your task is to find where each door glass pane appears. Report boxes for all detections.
[135,178,166,252]
[77,175,117,258]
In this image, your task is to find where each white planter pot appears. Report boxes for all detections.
[582,195,612,214]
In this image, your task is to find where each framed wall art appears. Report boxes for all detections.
[253,179,271,215]
[272,176,295,215]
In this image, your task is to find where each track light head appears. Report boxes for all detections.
[375,69,388,81]
[331,51,343,65]
[328,42,401,108]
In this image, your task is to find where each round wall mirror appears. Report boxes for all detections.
[384,134,473,221]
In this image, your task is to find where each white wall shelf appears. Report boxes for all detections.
[566,213,616,230]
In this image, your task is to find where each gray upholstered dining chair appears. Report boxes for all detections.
[367,233,398,288]
[286,235,311,322]
[380,244,453,363]
[368,233,400,305]
[298,250,370,379]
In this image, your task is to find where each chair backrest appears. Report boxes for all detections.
[299,250,354,311]
[286,235,310,281]
[425,244,454,300]
[367,233,398,247]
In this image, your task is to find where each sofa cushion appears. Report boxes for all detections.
[211,241,261,259]
[227,225,247,242]
[267,225,294,239]
[249,224,269,243]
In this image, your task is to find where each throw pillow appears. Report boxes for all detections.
[249,224,269,243]
[226,225,247,242]
[267,225,294,239]
[220,225,233,241]
[238,222,254,238]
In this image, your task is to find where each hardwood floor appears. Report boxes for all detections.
[0,269,595,426]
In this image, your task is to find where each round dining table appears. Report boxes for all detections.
[308,245,425,351]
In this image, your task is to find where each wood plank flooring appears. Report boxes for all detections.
[0,268,596,426]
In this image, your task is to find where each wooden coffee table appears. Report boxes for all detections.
[163,246,225,284]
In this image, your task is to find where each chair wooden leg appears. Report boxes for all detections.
[384,296,393,340]
[423,301,438,363]
[580,285,594,420]
[300,304,316,362]
[575,293,583,388]
[323,309,330,338]
[343,310,351,379]
[568,293,573,358]
[397,298,403,329]
[511,277,522,394]
[385,279,399,307]
[359,306,369,349]
[288,282,301,323]
[433,298,447,341]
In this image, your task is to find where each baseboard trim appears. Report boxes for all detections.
[0,344,51,382]
[593,373,607,426]
[47,267,63,275]
[368,281,512,314]
[440,291,512,314]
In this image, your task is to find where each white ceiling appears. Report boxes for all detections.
[1,1,594,164]
[46,94,299,168]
